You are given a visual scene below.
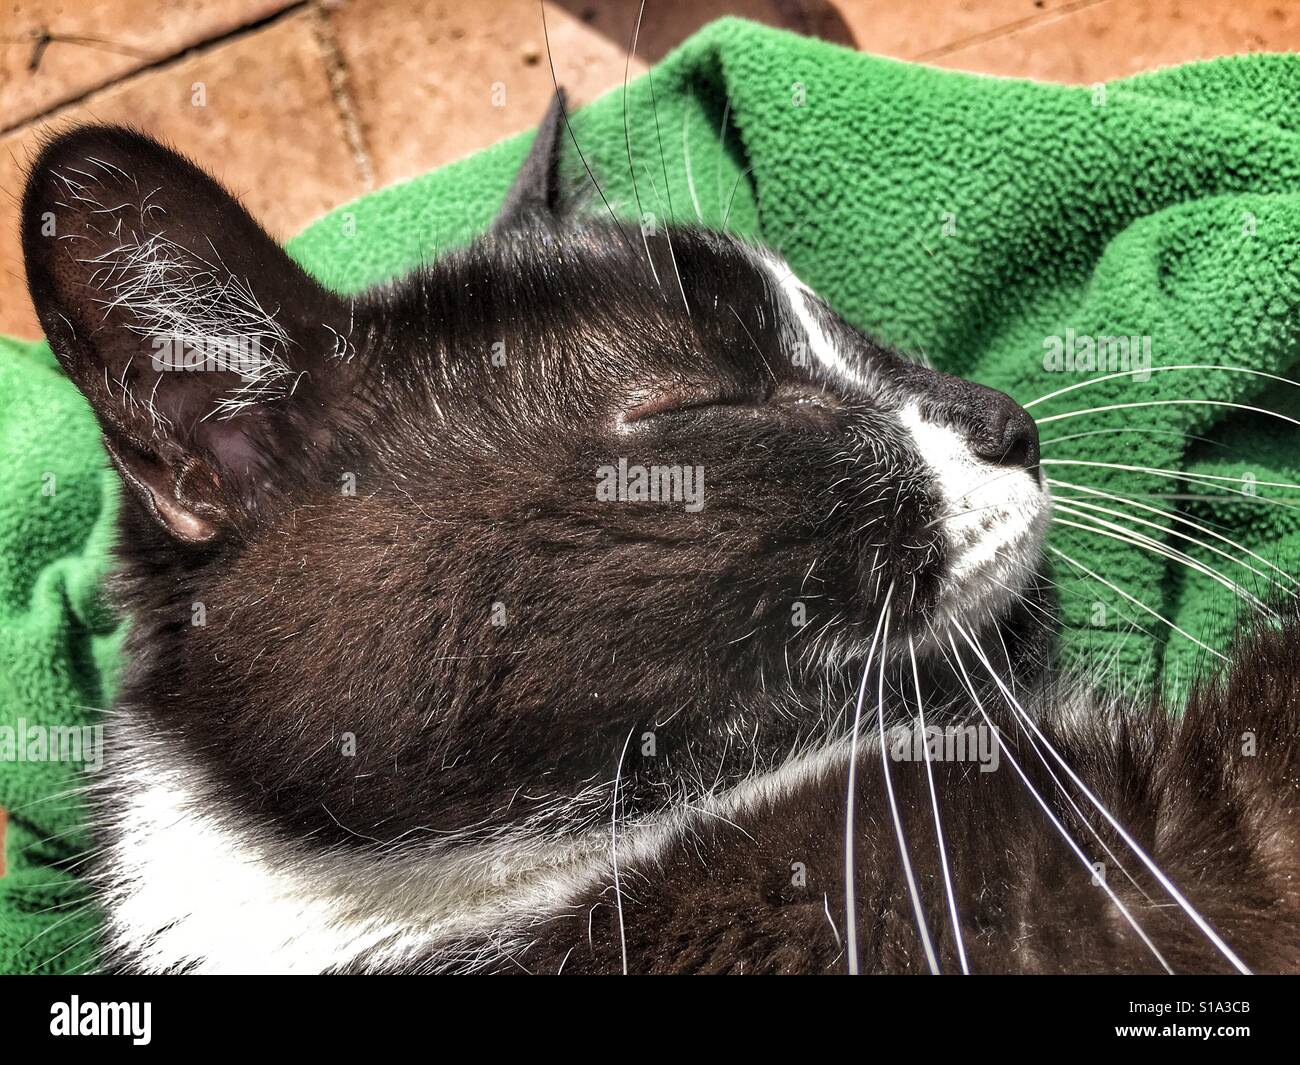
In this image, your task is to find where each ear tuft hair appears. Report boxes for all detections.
[22,125,355,542]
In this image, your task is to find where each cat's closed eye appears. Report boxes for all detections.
[620,382,842,427]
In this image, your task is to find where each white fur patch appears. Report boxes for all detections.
[898,401,1049,629]
[756,253,879,392]
[100,720,853,974]
[104,760,606,972]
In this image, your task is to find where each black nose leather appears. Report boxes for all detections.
[889,361,1040,475]
[969,387,1039,472]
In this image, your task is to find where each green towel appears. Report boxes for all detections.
[4,18,1300,974]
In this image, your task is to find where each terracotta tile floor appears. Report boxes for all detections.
[3,0,1300,340]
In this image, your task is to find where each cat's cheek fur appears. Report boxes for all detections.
[898,401,1049,633]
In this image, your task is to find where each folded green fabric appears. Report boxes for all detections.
[5,17,1300,974]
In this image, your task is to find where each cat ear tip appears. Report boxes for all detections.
[23,124,180,222]
[27,123,138,183]
[23,125,134,235]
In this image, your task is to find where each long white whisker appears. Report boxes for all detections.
[1036,398,1300,430]
[19,906,89,951]
[988,625,1159,907]
[1057,497,1291,600]
[622,0,661,289]
[34,921,101,974]
[538,2,637,257]
[714,95,731,215]
[611,726,637,976]
[951,622,1251,974]
[682,106,703,222]
[1025,363,1300,409]
[942,634,1173,973]
[645,65,691,315]
[907,634,969,974]
[875,610,940,973]
[1040,426,1223,450]
[1047,545,1228,661]
[1063,489,1300,510]
[1047,476,1300,588]
[843,587,893,974]
[1043,457,1300,493]
[1053,507,1273,616]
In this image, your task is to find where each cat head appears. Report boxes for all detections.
[22,98,1050,847]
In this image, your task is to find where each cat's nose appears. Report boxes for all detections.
[968,386,1039,473]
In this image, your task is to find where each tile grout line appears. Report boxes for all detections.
[309,0,375,191]
[908,0,1116,63]
[0,1,312,138]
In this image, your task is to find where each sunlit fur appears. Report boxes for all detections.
[21,108,1296,974]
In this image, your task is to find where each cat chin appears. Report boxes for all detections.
[896,399,1050,644]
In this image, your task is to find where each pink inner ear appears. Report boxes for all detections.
[103,435,227,544]
[148,489,217,543]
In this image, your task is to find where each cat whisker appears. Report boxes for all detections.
[15,894,94,921]
[823,893,844,962]
[622,0,661,291]
[19,904,93,952]
[611,726,637,976]
[1045,461,1300,522]
[941,634,1174,972]
[986,623,1160,907]
[1024,364,1300,410]
[33,918,101,975]
[682,106,703,223]
[874,607,941,973]
[1081,490,1300,508]
[1043,457,1300,493]
[2,778,109,813]
[18,822,98,853]
[714,94,731,214]
[1053,506,1274,616]
[1035,398,1300,430]
[1056,494,1295,599]
[645,60,691,316]
[1047,476,1300,589]
[721,165,754,231]
[844,586,892,974]
[538,2,636,258]
[1040,426,1225,451]
[952,621,1251,974]
[1047,544,1228,662]
[906,633,969,974]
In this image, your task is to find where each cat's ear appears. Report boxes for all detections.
[22,126,357,544]
[491,90,569,233]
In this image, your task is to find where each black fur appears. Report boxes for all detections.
[20,103,1295,974]
[445,611,1300,974]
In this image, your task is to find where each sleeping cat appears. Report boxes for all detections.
[20,95,1300,974]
